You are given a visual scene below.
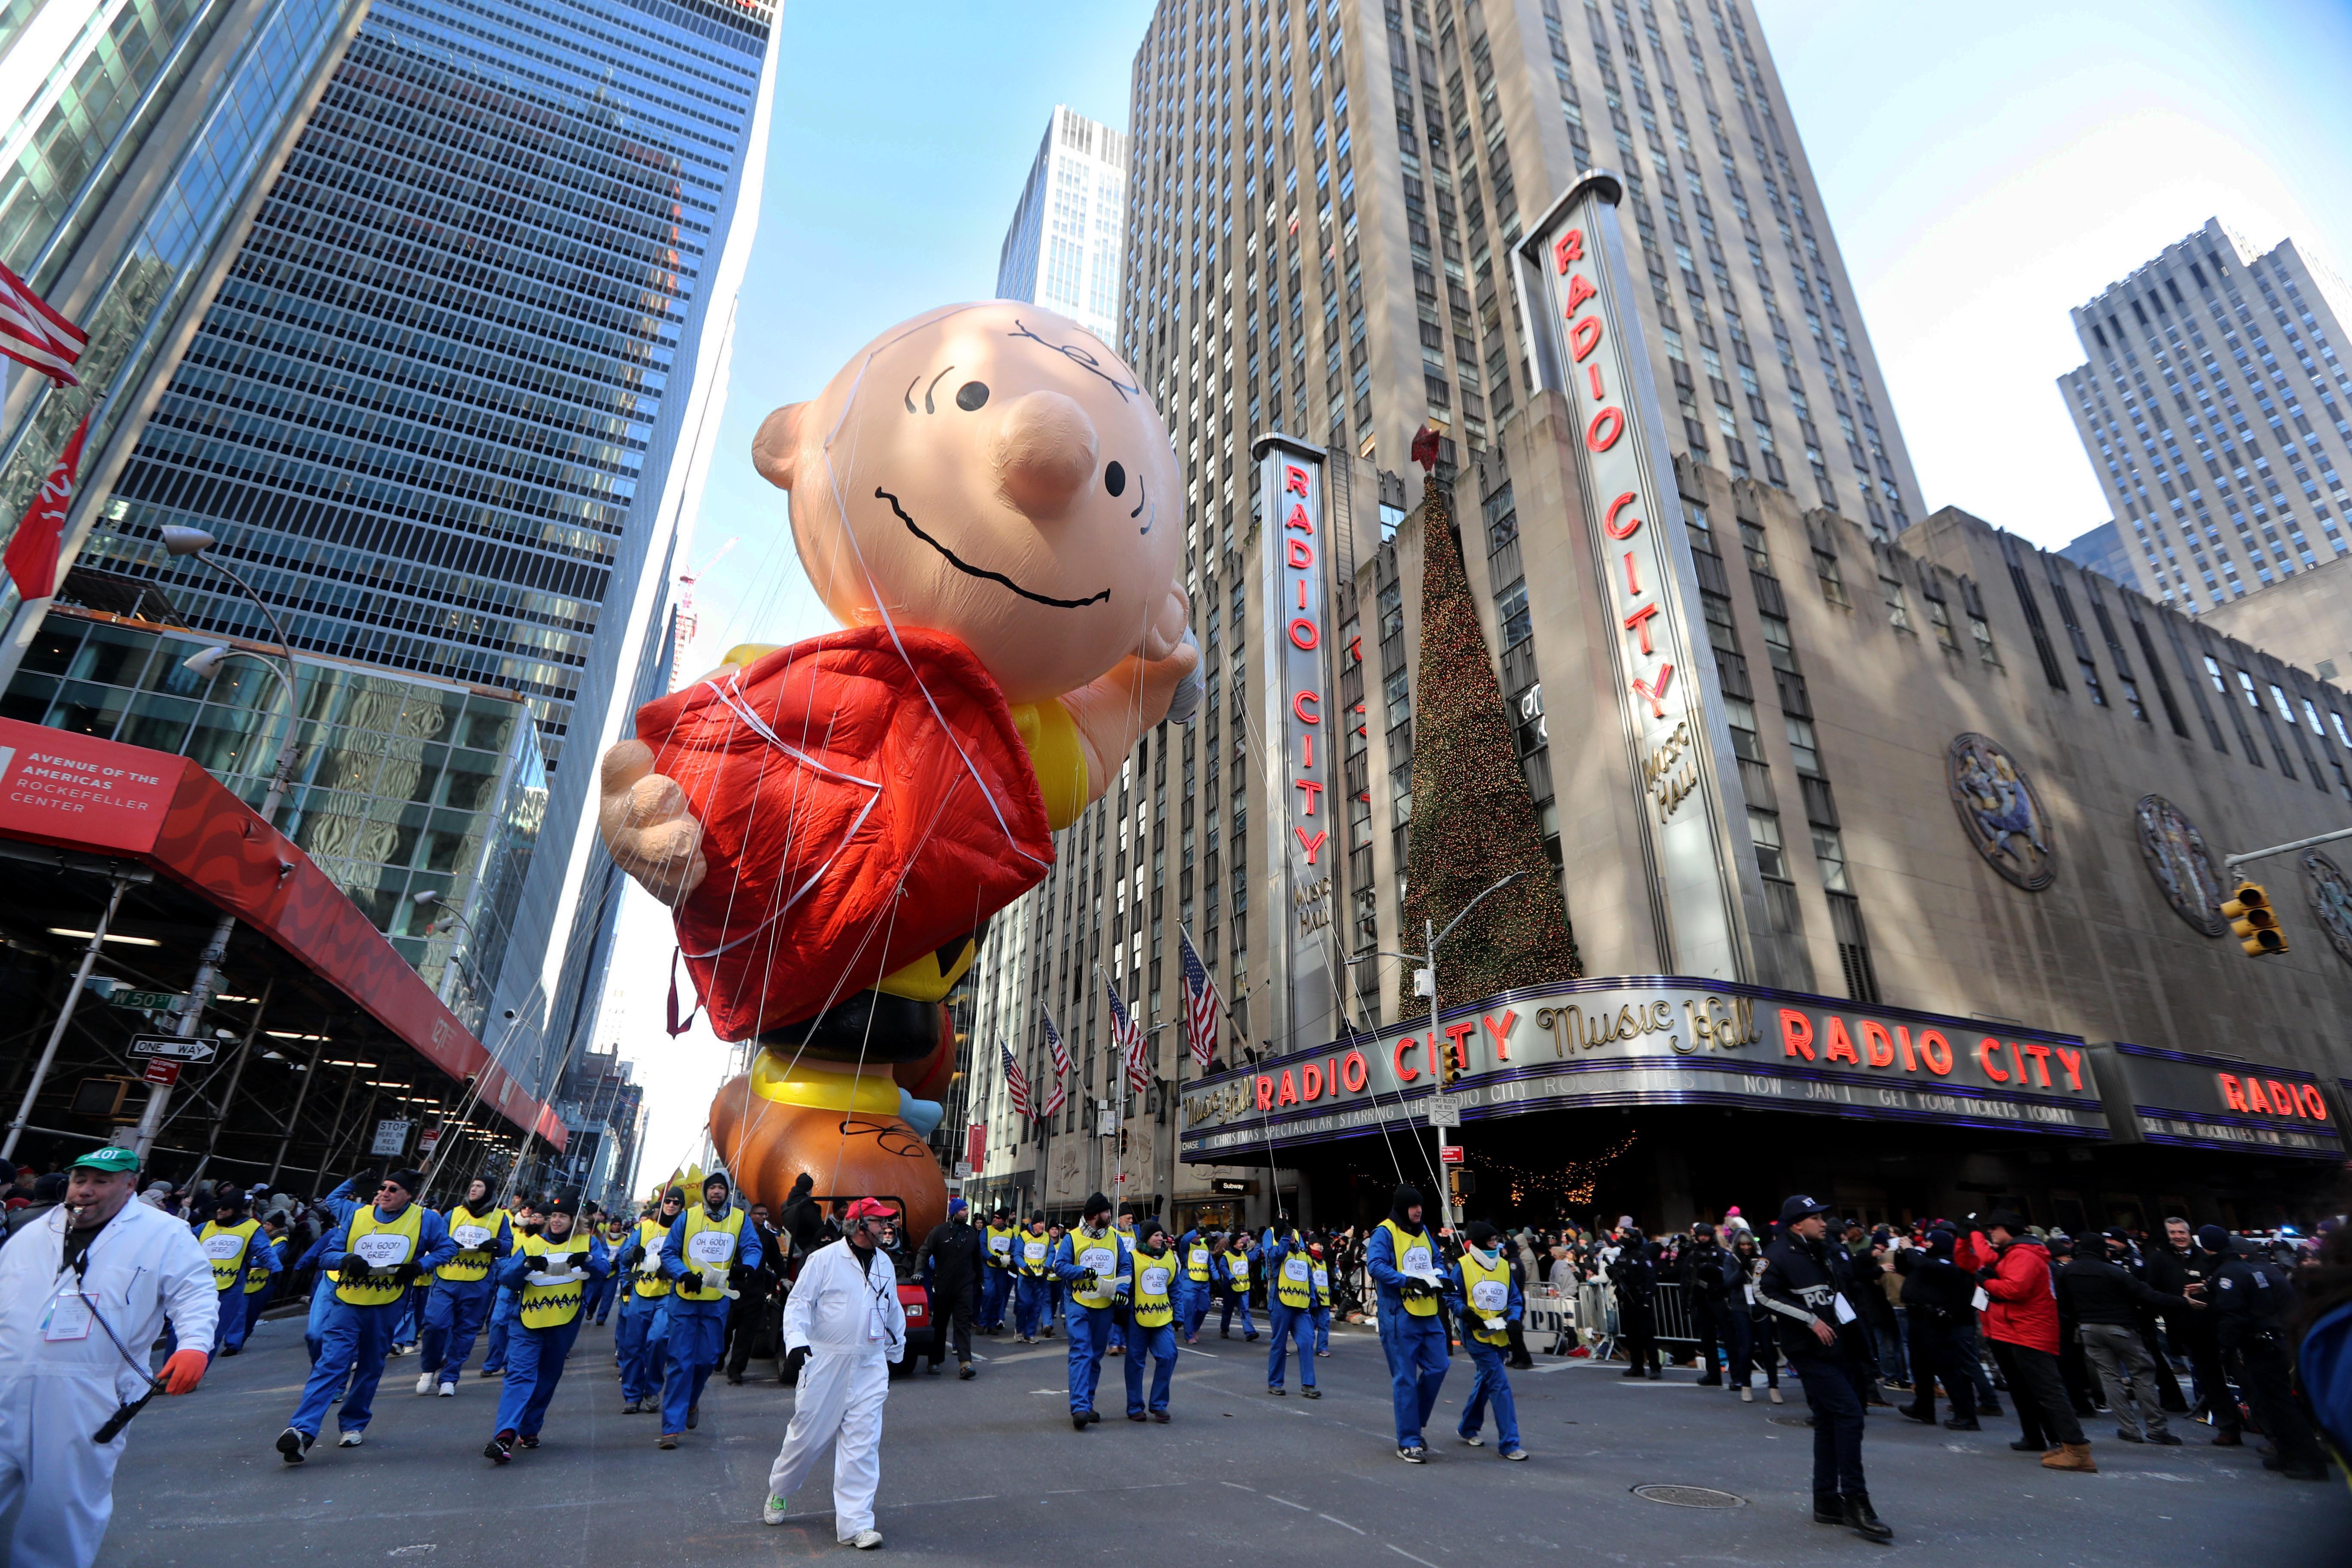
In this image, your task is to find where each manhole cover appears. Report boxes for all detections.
[1631,1484,1747,1508]
[1767,1414,1813,1428]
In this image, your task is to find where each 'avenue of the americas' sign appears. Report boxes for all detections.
[1179,977,2110,1161]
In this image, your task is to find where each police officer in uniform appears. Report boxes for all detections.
[418,1177,508,1396]
[1451,1220,1527,1459]
[1365,1184,1449,1462]
[1123,1216,1180,1421]
[1262,1219,1319,1397]
[1611,1220,1660,1379]
[1052,1192,1127,1429]
[483,1196,608,1462]
[2204,1225,2327,1480]
[657,1171,760,1448]
[278,1169,453,1461]
[1758,1194,1891,1540]
[616,1189,682,1412]
[1013,1212,1053,1343]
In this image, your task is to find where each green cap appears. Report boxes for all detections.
[68,1145,139,1174]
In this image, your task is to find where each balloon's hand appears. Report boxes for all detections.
[1063,585,1201,798]
[597,740,705,905]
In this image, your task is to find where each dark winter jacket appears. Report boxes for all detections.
[915,1218,986,1294]
[2052,1252,2191,1328]
[1758,1231,1868,1363]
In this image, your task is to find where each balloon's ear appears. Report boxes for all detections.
[752,404,807,490]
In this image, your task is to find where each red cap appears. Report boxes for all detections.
[843,1197,897,1222]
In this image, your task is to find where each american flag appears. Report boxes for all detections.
[1106,975,1150,1093]
[1179,931,1220,1072]
[0,263,86,386]
[1039,1007,1070,1117]
[999,1037,1032,1121]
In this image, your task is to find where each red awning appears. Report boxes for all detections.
[0,717,565,1148]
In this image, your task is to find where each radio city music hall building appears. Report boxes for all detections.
[1178,175,2352,1237]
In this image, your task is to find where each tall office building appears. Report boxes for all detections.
[0,0,362,629]
[995,105,1130,345]
[968,0,1931,1222]
[2058,518,2140,593]
[53,0,783,1099]
[2058,217,2352,613]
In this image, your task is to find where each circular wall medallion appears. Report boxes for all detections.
[2303,850,2352,967]
[2133,794,2226,937]
[1947,733,2055,891]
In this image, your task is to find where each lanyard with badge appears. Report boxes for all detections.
[46,1211,165,1442]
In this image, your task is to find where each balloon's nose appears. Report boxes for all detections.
[993,391,1098,520]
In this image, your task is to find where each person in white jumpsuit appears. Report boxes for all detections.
[0,1146,217,1568]
[764,1196,905,1549]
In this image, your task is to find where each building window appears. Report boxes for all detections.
[2079,657,2107,706]
[1926,598,1959,652]
[1494,578,1531,647]
[1785,714,1824,777]
[1813,549,1850,607]
[1828,891,1879,1004]
[1747,808,1788,880]
[1969,613,1998,666]
[1811,825,1851,892]
[1724,697,1766,764]
[1878,573,1912,632]
[1384,668,1412,729]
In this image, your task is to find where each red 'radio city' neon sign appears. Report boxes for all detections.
[2218,1072,2330,1121]
[1779,1010,2086,1091]
[1278,461,1326,868]
[1551,225,1673,724]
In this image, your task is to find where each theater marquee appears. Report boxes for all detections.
[1179,977,2107,1161]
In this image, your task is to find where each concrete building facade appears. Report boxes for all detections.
[2057,217,2352,613]
[965,0,1940,1228]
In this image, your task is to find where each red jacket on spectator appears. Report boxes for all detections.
[1974,1234,2059,1353]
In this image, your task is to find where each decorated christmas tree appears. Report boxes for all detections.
[1399,478,1580,1018]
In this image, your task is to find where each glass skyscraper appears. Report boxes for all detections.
[996,105,1130,345]
[63,0,782,1096]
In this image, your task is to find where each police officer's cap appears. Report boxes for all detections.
[1777,1194,1831,1224]
[2196,1223,2231,1253]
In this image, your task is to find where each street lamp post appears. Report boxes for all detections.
[1347,869,1536,1237]
[129,525,305,1166]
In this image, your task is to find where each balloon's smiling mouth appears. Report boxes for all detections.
[874,487,1110,609]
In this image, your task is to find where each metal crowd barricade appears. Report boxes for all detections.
[1651,1280,1698,1346]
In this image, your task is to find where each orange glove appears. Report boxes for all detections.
[160,1348,208,1395]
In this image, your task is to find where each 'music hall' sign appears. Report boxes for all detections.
[1179,977,2106,1161]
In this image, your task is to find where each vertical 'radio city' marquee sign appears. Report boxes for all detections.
[1255,433,1340,1053]
[1513,171,1764,982]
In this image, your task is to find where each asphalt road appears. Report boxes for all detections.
[94,1305,2348,1567]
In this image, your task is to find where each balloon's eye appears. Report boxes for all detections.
[1105,461,1127,497]
[955,381,989,411]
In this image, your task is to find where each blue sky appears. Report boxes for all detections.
[609,0,2352,1175]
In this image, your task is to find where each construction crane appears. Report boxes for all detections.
[668,535,738,690]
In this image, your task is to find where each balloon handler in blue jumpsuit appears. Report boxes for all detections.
[1013,1213,1054,1343]
[1262,1217,1320,1397]
[297,1173,369,1365]
[616,1188,684,1413]
[190,1187,280,1356]
[1123,1216,1181,1421]
[480,1198,540,1376]
[417,1176,510,1397]
[276,1168,453,1462]
[482,1195,609,1462]
[1451,1220,1528,1460]
[1365,1183,1451,1463]
[1052,1191,1129,1430]
[656,1170,763,1448]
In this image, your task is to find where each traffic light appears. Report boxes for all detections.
[2223,882,2288,957]
[1438,1043,1458,1090]
[1447,1167,1476,1205]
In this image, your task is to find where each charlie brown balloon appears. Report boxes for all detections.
[597,302,1199,1236]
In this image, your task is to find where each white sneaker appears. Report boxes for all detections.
[415,1372,435,1395]
[763,1495,792,1526]
[840,1529,882,1550]
[438,1383,456,1397]
[337,1430,364,1448]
